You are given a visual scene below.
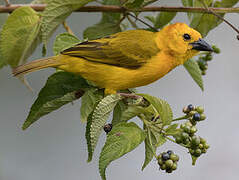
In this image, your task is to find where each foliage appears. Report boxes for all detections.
[0,0,235,179]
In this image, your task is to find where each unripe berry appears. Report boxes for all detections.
[199,143,204,149]
[196,106,204,113]
[193,113,201,121]
[212,45,220,53]
[165,159,174,168]
[205,54,212,61]
[160,164,166,170]
[181,132,189,140]
[190,126,197,134]
[183,125,191,133]
[189,110,197,117]
[170,154,179,162]
[158,158,163,166]
[191,136,200,147]
[195,149,202,157]
[172,163,177,170]
[204,143,210,149]
[202,149,207,153]
[200,113,206,121]
[175,136,182,144]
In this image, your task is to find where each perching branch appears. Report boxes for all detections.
[0,4,239,13]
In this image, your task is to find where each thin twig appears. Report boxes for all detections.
[4,0,10,7]
[118,92,141,99]
[62,21,74,35]
[126,15,139,29]
[0,5,239,13]
[200,0,239,38]
[127,13,158,31]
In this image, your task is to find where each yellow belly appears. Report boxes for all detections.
[58,52,178,93]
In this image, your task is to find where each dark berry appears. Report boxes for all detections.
[162,152,170,161]
[167,150,173,155]
[103,123,112,134]
[193,113,201,121]
[187,104,194,111]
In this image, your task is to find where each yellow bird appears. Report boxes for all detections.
[13,23,212,94]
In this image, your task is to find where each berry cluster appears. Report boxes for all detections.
[157,150,179,173]
[183,104,206,125]
[175,121,197,146]
[189,136,210,157]
[196,45,220,75]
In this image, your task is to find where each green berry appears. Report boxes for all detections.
[162,152,170,161]
[206,54,213,61]
[200,113,206,121]
[190,126,197,134]
[200,137,206,144]
[212,45,220,53]
[185,121,192,127]
[195,149,202,157]
[199,143,204,149]
[183,125,191,133]
[202,149,207,153]
[196,106,204,113]
[172,163,177,170]
[202,71,206,75]
[189,110,197,116]
[204,143,210,149]
[158,158,163,166]
[191,136,200,147]
[181,132,189,140]
[160,164,166,170]
[189,149,194,154]
[170,154,179,162]
[165,159,174,168]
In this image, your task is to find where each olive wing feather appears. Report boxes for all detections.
[61,30,160,69]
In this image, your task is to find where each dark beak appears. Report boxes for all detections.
[190,38,213,52]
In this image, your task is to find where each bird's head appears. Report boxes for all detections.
[157,23,213,64]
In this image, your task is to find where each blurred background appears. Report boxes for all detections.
[1,0,239,180]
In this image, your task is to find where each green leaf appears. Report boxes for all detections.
[41,0,94,46]
[0,6,41,68]
[138,94,173,126]
[85,112,94,162]
[80,88,104,123]
[123,0,144,8]
[221,0,239,7]
[142,127,166,170]
[184,59,204,91]
[88,94,123,162]
[112,100,128,125]
[165,124,180,136]
[53,32,80,55]
[154,12,177,29]
[83,0,121,40]
[83,23,121,40]
[22,72,89,130]
[99,122,145,180]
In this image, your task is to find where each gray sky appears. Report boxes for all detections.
[0,0,239,180]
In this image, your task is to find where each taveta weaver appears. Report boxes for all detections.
[13,23,213,94]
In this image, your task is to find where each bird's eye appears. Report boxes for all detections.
[183,33,191,41]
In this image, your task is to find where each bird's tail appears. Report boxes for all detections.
[12,56,63,77]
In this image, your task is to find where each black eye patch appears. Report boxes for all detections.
[183,33,191,40]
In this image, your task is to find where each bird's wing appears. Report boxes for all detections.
[61,30,160,69]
